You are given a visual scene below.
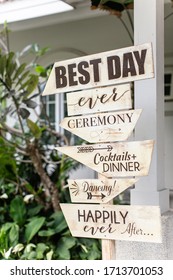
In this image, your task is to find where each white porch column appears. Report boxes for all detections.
[131,0,169,213]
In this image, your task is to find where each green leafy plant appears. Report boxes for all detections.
[0,25,101,260]
[0,191,101,260]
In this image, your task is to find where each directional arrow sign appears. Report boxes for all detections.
[56,140,154,178]
[42,43,154,96]
[60,109,142,143]
[60,204,162,243]
[68,178,139,203]
[67,84,132,116]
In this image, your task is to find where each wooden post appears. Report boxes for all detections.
[99,174,116,260]
[102,239,116,260]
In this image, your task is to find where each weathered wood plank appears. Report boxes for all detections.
[42,43,154,96]
[68,178,138,203]
[56,140,154,178]
[67,84,132,116]
[60,204,162,243]
[60,109,142,143]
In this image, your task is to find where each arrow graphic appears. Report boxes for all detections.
[77,145,113,153]
[87,192,106,200]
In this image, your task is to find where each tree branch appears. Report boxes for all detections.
[27,141,61,211]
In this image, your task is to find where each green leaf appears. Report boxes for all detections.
[9,224,19,247]
[55,237,76,260]
[35,65,47,76]
[27,251,37,260]
[46,249,53,260]
[26,119,42,139]
[10,196,26,226]
[56,242,70,260]
[36,243,48,259]
[6,51,14,63]
[48,211,68,234]
[32,43,39,53]
[38,47,50,57]
[0,55,6,77]
[5,73,12,89]
[25,217,45,243]
[13,63,26,80]
[0,228,8,252]
[16,70,30,87]
[12,243,24,254]
[6,52,16,76]
[61,237,76,249]
[1,223,14,232]
[19,107,30,119]
[23,99,37,109]
[19,44,33,57]
[25,74,39,96]
[27,205,43,217]
[38,229,56,237]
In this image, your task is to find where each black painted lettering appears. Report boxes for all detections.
[84,225,99,235]
[67,119,75,129]
[119,211,128,224]
[107,56,121,80]
[123,52,136,77]
[78,210,86,222]
[90,58,102,82]
[97,115,106,126]
[76,118,83,128]
[90,116,98,127]
[78,61,90,85]
[82,117,89,127]
[133,49,147,74]
[68,63,78,86]
[126,112,133,122]
[102,211,110,223]
[86,210,95,222]
[95,210,102,222]
[55,66,67,88]
[134,162,140,171]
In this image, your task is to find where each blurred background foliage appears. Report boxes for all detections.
[0,25,101,260]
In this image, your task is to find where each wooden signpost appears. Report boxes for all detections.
[66,84,132,116]
[60,109,142,143]
[42,42,162,260]
[42,43,154,96]
[56,140,154,178]
[68,178,139,203]
[60,204,162,243]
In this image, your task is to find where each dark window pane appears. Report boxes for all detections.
[49,104,55,122]
[164,74,172,84]
[165,86,171,96]
[48,95,55,101]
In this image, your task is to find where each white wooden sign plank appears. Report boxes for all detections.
[60,109,142,143]
[42,43,154,96]
[67,84,132,116]
[68,178,139,203]
[60,204,162,243]
[56,140,154,178]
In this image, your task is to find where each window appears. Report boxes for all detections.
[40,94,56,129]
[164,69,173,101]
[62,93,81,145]
[40,90,79,145]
